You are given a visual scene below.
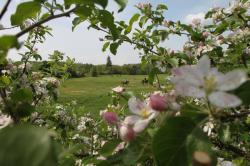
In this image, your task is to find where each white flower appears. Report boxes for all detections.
[119,97,159,141]
[43,77,60,87]
[112,86,125,93]
[125,98,158,133]
[192,18,201,26]
[1,70,10,75]
[203,122,214,136]
[0,113,13,129]
[171,55,247,108]
[156,61,166,72]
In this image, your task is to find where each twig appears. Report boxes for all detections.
[155,74,162,90]
[211,137,250,160]
[15,6,78,38]
[0,0,12,20]
[219,110,250,121]
[0,25,18,30]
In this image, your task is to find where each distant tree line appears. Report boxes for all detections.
[30,61,162,78]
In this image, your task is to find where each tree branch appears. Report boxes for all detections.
[15,6,78,38]
[211,137,250,160]
[219,110,250,122]
[0,25,18,30]
[0,0,12,20]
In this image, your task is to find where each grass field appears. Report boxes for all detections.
[59,75,167,115]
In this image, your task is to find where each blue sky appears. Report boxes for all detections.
[1,0,230,64]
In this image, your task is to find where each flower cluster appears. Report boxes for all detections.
[136,3,152,10]
[102,88,181,142]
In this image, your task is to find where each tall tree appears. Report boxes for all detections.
[106,56,112,67]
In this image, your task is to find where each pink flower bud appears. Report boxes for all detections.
[102,112,119,125]
[149,94,168,112]
[119,125,135,142]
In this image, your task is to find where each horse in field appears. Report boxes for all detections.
[141,77,149,85]
[121,80,129,86]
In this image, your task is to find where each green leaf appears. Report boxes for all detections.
[0,76,11,87]
[0,35,19,63]
[100,139,121,157]
[114,0,128,12]
[64,0,107,9]
[102,42,110,52]
[148,68,157,84]
[0,35,19,50]
[11,1,41,26]
[125,13,140,34]
[98,139,144,166]
[181,104,208,123]
[233,157,250,166]
[214,21,228,35]
[110,42,119,55]
[156,4,168,10]
[139,15,148,28]
[98,10,119,40]
[94,0,108,9]
[218,125,231,143]
[233,80,250,106]
[11,88,33,103]
[72,17,87,31]
[0,125,60,166]
[167,58,178,67]
[153,117,217,166]
[74,5,92,18]
[15,102,36,118]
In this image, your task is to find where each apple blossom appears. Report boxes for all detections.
[171,55,247,108]
[112,86,125,94]
[191,18,201,26]
[126,97,158,132]
[136,3,152,9]
[117,97,159,141]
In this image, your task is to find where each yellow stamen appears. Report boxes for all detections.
[204,75,217,94]
[140,108,150,119]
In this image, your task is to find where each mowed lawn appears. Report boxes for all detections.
[59,75,167,115]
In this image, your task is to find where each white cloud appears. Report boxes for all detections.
[184,12,212,25]
[184,12,205,24]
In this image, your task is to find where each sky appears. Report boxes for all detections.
[0,0,231,65]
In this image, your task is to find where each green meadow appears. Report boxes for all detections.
[59,75,168,115]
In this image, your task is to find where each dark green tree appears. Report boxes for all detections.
[106,56,112,74]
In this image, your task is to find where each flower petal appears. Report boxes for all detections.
[123,115,140,125]
[119,125,135,142]
[197,55,211,75]
[175,82,205,98]
[171,66,204,87]
[208,91,242,108]
[217,70,247,91]
[128,97,147,115]
[133,119,150,133]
